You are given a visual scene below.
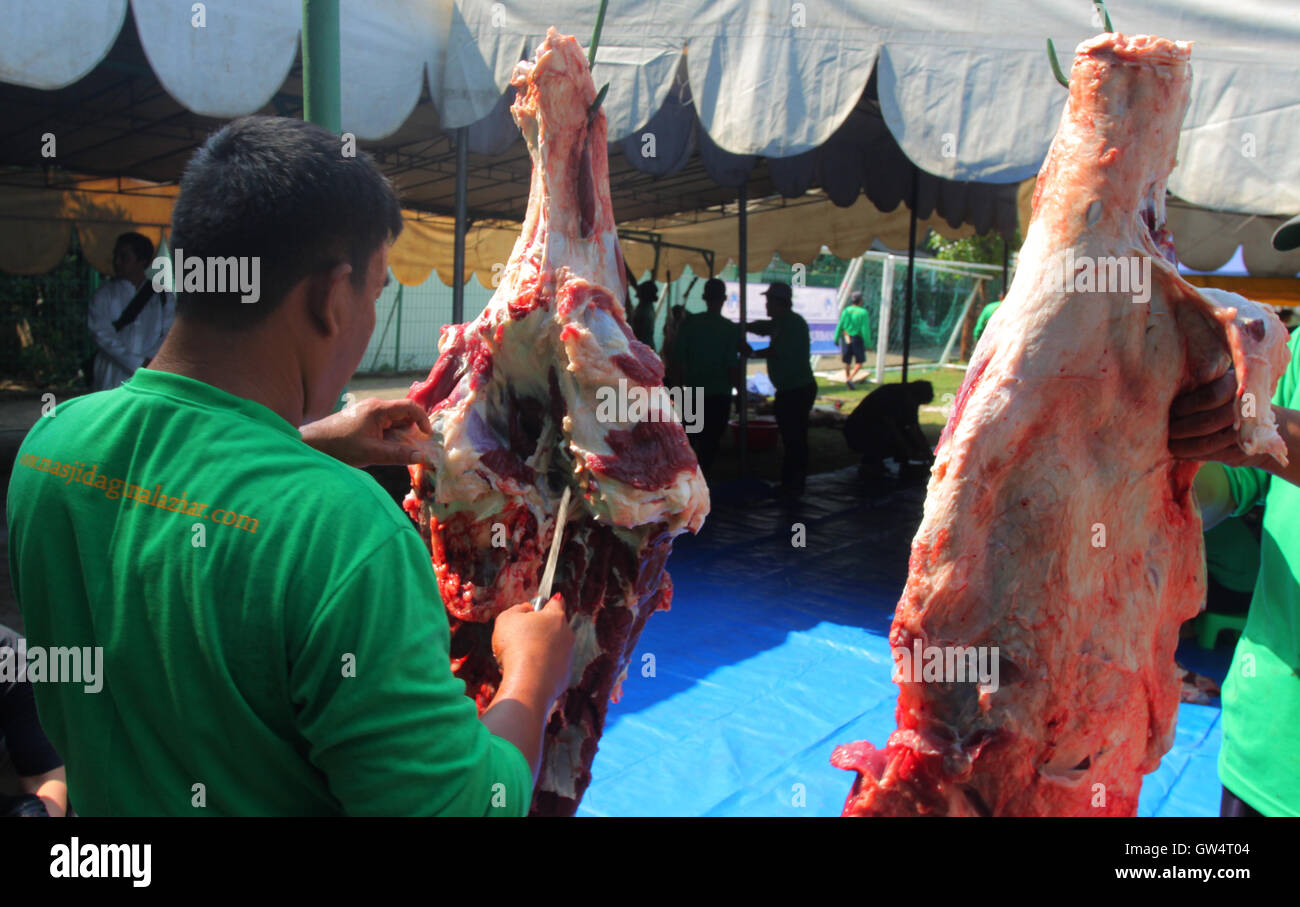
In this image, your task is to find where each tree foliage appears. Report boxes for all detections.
[924,229,1022,266]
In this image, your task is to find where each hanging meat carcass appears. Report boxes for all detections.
[404,29,709,817]
[832,33,1291,816]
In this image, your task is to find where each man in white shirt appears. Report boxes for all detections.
[87,232,176,391]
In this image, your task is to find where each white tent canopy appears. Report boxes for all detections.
[4,0,1299,217]
[465,0,1300,215]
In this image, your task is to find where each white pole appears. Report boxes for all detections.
[937,279,984,367]
[874,254,894,384]
[835,254,862,312]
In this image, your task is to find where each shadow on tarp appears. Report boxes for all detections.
[579,467,1228,817]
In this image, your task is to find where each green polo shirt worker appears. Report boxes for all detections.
[748,281,818,499]
[833,291,872,389]
[7,117,575,816]
[671,277,743,475]
[1169,214,1300,817]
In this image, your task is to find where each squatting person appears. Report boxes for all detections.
[843,380,935,481]
[7,116,574,816]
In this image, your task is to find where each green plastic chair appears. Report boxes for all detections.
[1196,611,1247,650]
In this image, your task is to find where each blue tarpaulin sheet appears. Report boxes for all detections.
[577,469,1231,817]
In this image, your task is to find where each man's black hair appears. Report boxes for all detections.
[635,280,659,302]
[115,232,155,265]
[703,277,726,305]
[170,116,403,329]
[911,380,935,404]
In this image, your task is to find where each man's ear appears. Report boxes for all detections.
[303,262,355,337]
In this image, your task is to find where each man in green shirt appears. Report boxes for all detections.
[1169,221,1300,816]
[749,281,818,499]
[833,291,872,389]
[6,116,574,816]
[671,278,742,475]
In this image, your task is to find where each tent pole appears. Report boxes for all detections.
[368,290,399,373]
[902,166,918,385]
[301,0,341,132]
[453,126,468,324]
[874,255,893,384]
[394,283,404,371]
[737,181,749,478]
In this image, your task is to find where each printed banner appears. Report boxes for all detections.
[721,281,840,353]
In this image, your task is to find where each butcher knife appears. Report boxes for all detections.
[532,485,572,611]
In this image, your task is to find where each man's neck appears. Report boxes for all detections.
[148,320,307,427]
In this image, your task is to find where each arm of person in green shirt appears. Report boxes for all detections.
[833,309,848,346]
[300,397,437,468]
[481,595,574,780]
[1172,370,1300,527]
[287,527,573,816]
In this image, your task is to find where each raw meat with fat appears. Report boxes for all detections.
[832,33,1290,816]
[403,28,709,817]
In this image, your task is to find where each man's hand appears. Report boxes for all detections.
[492,595,576,705]
[300,397,434,468]
[1169,370,1259,466]
[482,595,576,778]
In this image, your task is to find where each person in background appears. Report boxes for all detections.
[87,232,176,391]
[660,304,687,379]
[1166,211,1300,817]
[748,281,817,499]
[631,280,659,348]
[0,624,68,817]
[843,380,935,480]
[672,278,742,475]
[972,297,1003,347]
[9,116,573,817]
[833,291,872,389]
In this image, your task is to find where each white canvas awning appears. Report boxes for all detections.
[4,0,1298,216]
[3,0,1300,285]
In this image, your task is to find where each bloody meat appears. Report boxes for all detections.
[404,29,709,817]
[832,33,1291,817]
